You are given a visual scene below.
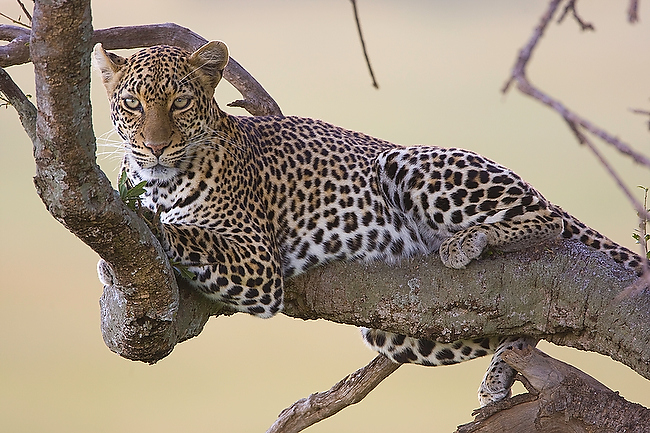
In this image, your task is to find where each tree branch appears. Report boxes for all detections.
[557,0,595,31]
[0,22,281,117]
[266,355,400,433]
[0,66,35,141]
[457,345,650,432]
[29,0,182,362]
[503,0,650,169]
[101,238,650,386]
[628,0,640,23]
[5,6,650,430]
[503,0,650,271]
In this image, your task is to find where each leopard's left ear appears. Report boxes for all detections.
[188,41,229,90]
[92,43,127,94]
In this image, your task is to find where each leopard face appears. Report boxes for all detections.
[94,42,228,182]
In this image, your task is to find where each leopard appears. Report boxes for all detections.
[93,40,645,406]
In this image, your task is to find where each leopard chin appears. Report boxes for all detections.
[136,163,179,182]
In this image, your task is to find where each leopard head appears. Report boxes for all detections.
[93,41,229,182]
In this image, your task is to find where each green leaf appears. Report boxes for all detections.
[124,181,147,200]
[170,260,197,280]
[118,171,147,212]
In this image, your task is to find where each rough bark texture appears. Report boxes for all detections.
[29,0,180,362]
[284,240,650,381]
[457,345,650,432]
[266,354,401,433]
[131,239,649,378]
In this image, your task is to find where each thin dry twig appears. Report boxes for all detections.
[0,11,30,28]
[265,355,400,433]
[631,108,650,131]
[557,0,595,30]
[629,0,640,23]
[563,118,649,220]
[503,1,650,167]
[16,0,32,23]
[350,0,379,89]
[503,0,650,231]
[0,0,32,28]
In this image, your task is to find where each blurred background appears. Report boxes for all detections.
[1,1,649,431]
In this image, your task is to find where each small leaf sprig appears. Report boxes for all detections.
[632,185,650,260]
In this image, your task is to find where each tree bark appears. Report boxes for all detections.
[28,0,181,362]
[456,344,650,432]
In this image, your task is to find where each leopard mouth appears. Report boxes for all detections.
[139,162,178,181]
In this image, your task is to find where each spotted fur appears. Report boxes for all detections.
[93,41,645,406]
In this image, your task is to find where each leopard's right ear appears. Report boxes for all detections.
[92,43,127,94]
[188,41,229,90]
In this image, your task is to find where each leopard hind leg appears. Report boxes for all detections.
[478,336,538,405]
[362,329,536,406]
[361,328,498,367]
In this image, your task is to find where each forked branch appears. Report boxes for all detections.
[0,22,282,116]
[503,0,650,262]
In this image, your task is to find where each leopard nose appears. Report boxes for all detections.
[144,141,169,157]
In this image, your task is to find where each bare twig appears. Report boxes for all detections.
[16,0,32,23]
[501,0,561,94]
[557,0,595,31]
[0,67,35,141]
[563,118,650,221]
[0,11,30,28]
[350,0,379,89]
[639,187,649,260]
[631,107,650,131]
[503,0,650,226]
[266,355,400,433]
[629,0,640,23]
[503,1,650,167]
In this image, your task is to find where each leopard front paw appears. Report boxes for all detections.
[439,229,488,269]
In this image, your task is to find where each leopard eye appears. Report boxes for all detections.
[122,97,141,111]
[172,97,191,110]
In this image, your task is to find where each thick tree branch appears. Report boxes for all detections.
[29,0,182,362]
[457,345,650,432]
[101,238,650,387]
[0,22,281,116]
[0,24,29,65]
